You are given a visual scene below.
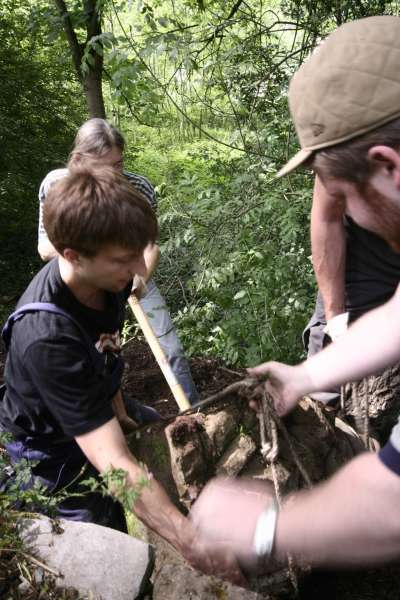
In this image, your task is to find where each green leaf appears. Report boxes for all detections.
[233,290,246,300]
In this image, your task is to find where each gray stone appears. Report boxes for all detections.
[153,563,269,600]
[203,410,238,459]
[216,434,257,477]
[20,516,154,600]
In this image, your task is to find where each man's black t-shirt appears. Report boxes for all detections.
[0,259,131,443]
[345,216,400,316]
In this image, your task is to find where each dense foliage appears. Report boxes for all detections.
[2,0,400,352]
[110,0,399,364]
[2,1,400,596]
[0,0,84,306]
[146,138,315,365]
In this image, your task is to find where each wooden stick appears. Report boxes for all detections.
[128,295,191,412]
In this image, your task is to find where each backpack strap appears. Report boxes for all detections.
[2,302,96,358]
[1,301,124,404]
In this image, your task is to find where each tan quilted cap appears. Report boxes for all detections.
[277,16,400,178]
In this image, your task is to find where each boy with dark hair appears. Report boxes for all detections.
[0,166,240,580]
[38,118,199,406]
[192,16,400,571]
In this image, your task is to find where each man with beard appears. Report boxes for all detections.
[304,174,400,404]
[191,16,400,571]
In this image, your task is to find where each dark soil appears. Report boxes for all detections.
[1,336,400,599]
[121,337,244,418]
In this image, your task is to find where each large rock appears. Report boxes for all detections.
[20,516,154,600]
[216,433,257,477]
[203,410,238,459]
[153,564,271,600]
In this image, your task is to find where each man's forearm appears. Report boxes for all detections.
[274,453,400,567]
[301,286,400,393]
[312,221,346,319]
[116,453,192,554]
[311,176,346,320]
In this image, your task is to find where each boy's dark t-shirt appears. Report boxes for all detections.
[0,259,131,443]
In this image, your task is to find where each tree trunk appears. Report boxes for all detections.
[83,62,106,118]
[53,0,106,118]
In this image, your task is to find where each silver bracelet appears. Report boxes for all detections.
[253,498,279,560]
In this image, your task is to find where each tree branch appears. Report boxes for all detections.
[53,0,83,80]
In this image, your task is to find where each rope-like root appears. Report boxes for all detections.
[259,390,301,595]
[351,382,370,450]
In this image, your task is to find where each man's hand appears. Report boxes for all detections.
[182,531,246,585]
[247,362,312,416]
[191,478,276,574]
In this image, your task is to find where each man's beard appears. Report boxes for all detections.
[363,182,400,253]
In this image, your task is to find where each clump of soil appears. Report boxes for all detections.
[168,416,205,445]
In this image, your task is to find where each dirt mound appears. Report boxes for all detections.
[121,338,243,418]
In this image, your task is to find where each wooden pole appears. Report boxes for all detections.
[128,295,191,412]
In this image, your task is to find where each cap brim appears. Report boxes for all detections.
[276,148,313,178]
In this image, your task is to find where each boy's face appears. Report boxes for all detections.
[75,244,147,292]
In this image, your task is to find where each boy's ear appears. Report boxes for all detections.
[63,248,81,264]
[368,145,400,187]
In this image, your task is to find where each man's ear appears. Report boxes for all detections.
[63,248,81,265]
[368,145,400,188]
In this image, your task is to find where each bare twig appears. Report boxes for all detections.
[1,549,62,578]
[180,377,258,415]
